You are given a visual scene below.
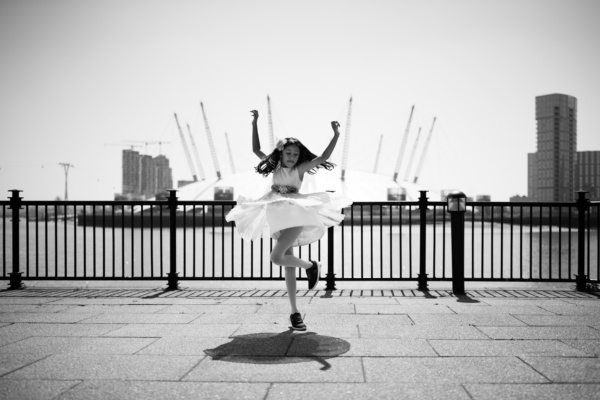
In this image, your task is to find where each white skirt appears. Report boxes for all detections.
[226,190,351,247]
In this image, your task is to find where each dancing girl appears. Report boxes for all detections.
[226,110,351,331]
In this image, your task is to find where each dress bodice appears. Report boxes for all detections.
[272,166,302,190]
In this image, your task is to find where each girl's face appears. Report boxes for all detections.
[282,144,300,168]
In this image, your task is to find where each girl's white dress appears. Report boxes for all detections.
[225,166,351,247]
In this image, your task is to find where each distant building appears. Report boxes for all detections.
[122,149,140,196]
[528,93,577,202]
[576,151,600,200]
[120,150,173,199]
[510,195,529,202]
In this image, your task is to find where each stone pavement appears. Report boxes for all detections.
[0,286,599,400]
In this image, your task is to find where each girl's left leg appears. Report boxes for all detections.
[270,227,312,269]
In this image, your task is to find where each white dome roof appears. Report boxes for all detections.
[176,169,440,202]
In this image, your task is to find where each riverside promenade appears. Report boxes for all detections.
[0,284,599,400]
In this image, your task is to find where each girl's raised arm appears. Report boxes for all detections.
[251,110,267,159]
[298,121,341,175]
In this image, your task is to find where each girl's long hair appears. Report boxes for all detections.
[255,137,335,176]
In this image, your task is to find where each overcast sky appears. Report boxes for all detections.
[1,0,599,201]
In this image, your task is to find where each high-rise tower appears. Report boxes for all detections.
[530,94,577,201]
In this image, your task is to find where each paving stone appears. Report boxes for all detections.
[464,383,600,400]
[0,333,29,347]
[0,353,48,377]
[514,314,599,326]
[0,379,79,400]
[257,303,356,314]
[137,337,233,356]
[232,323,360,338]
[192,313,291,324]
[313,338,437,357]
[51,297,223,305]
[267,383,471,400]
[355,304,454,314]
[79,313,200,324]
[429,339,590,357]
[304,313,412,326]
[104,323,240,337]
[359,324,488,339]
[562,299,600,307]
[3,354,203,380]
[478,326,600,340]
[410,313,527,326]
[157,304,261,314]
[56,380,270,400]
[184,355,364,382]
[476,299,574,306]
[0,304,73,313]
[0,312,100,323]
[538,304,600,315]
[561,340,600,356]
[394,298,478,306]
[448,305,554,315]
[0,336,157,356]
[0,323,125,337]
[363,357,548,383]
[309,297,400,305]
[520,356,600,383]
[221,298,312,305]
[62,304,170,313]
[203,331,295,358]
[0,298,61,305]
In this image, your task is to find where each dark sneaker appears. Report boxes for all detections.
[290,312,307,331]
[307,260,321,290]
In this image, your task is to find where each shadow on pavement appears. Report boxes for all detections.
[204,330,351,370]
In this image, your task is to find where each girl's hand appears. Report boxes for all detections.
[331,121,340,134]
[250,110,259,121]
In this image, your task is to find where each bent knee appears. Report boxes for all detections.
[270,253,283,265]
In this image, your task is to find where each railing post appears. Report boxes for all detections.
[418,190,429,291]
[8,190,23,290]
[575,191,589,291]
[325,225,336,291]
[167,190,179,290]
[447,191,467,296]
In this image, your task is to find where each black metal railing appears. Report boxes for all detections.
[1,189,598,291]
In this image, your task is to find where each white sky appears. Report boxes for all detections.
[1,0,599,201]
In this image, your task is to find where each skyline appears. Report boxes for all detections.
[1,0,599,201]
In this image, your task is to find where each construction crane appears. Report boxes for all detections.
[340,97,353,180]
[413,117,436,184]
[404,127,422,182]
[393,105,415,182]
[186,124,206,181]
[125,140,171,154]
[104,143,142,151]
[225,132,236,174]
[267,95,275,150]
[200,102,222,179]
[373,134,383,173]
[174,113,198,182]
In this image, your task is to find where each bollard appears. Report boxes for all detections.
[417,190,429,291]
[325,225,336,291]
[8,190,23,290]
[575,191,589,292]
[447,191,467,296]
[166,190,179,290]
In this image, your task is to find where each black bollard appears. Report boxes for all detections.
[166,190,179,290]
[447,191,466,296]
